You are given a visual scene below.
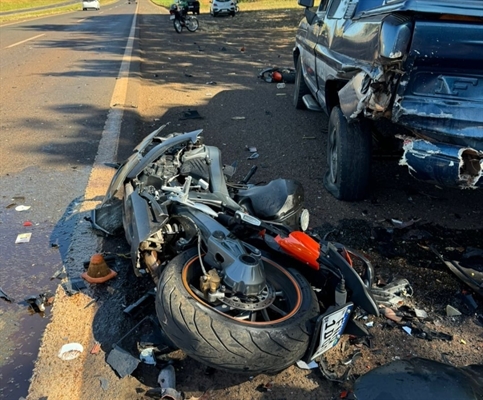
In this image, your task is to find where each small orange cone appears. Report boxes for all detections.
[81,254,117,284]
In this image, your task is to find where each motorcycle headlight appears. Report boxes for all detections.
[300,208,310,231]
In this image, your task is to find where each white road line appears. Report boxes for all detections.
[5,33,45,48]
[81,1,138,212]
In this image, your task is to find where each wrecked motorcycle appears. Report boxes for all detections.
[91,126,378,374]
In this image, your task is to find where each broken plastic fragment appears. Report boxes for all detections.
[15,233,32,243]
[296,360,318,370]
[446,305,462,317]
[402,326,412,335]
[23,221,33,227]
[247,152,259,160]
[139,347,157,365]
[231,116,246,120]
[15,205,31,212]
[58,343,84,360]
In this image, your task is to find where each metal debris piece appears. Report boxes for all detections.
[123,290,155,315]
[61,277,87,296]
[0,287,14,302]
[145,364,183,400]
[51,267,67,280]
[371,279,413,307]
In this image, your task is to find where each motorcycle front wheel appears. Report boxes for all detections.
[185,16,199,32]
[156,247,319,374]
[173,19,183,33]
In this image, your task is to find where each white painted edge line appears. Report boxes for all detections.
[5,33,45,48]
[95,2,138,167]
[79,2,138,213]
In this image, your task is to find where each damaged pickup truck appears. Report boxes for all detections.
[293,0,483,200]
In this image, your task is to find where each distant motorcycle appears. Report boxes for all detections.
[169,4,199,33]
[91,127,379,374]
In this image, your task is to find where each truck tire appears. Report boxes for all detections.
[293,57,310,109]
[156,247,319,374]
[324,106,372,201]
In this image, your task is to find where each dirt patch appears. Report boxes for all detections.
[28,2,483,400]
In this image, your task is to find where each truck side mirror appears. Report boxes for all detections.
[298,0,314,7]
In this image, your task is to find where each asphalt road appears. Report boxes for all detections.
[0,2,139,398]
[1,1,482,399]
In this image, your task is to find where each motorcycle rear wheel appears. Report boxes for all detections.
[185,16,199,32]
[173,19,183,33]
[156,247,319,374]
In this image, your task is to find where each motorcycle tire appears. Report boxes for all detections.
[185,17,199,32]
[173,19,183,33]
[156,247,319,374]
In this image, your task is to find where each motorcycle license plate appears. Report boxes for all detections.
[311,303,353,360]
[170,15,175,20]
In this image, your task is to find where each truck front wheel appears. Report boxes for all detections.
[324,106,372,201]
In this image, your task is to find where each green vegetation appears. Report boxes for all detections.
[0,0,117,24]
[0,0,69,13]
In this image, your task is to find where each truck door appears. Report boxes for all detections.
[299,0,331,97]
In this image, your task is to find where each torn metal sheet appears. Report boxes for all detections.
[399,138,483,188]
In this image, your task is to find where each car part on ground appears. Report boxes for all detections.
[293,0,483,201]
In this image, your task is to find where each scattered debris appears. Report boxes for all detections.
[61,277,87,296]
[402,326,412,335]
[256,381,273,392]
[247,152,259,160]
[371,279,413,307]
[15,205,31,212]
[205,81,217,85]
[390,218,421,229]
[81,254,117,284]
[258,67,295,83]
[245,145,257,153]
[446,305,462,317]
[15,233,32,243]
[365,321,374,328]
[414,309,428,319]
[23,221,33,227]
[231,116,246,120]
[146,364,183,400]
[98,377,109,390]
[431,246,483,296]
[276,83,286,89]
[180,109,203,120]
[107,345,140,378]
[123,290,155,315]
[296,360,318,370]
[58,343,84,361]
[139,347,157,365]
[0,287,14,303]
[25,292,54,314]
[90,342,101,355]
[50,267,67,280]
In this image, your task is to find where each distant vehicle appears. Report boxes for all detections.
[210,0,236,17]
[82,0,100,10]
[186,0,200,15]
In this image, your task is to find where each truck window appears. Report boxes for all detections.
[327,0,342,18]
[318,0,330,12]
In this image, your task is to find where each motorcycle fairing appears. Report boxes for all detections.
[274,231,320,270]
